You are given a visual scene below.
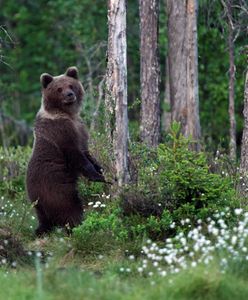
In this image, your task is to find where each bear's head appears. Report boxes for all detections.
[40,66,84,116]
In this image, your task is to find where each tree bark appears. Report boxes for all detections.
[139,0,160,147]
[228,16,236,161]
[162,55,171,132]
[240,70,248,172]
[105,0,129,186]
[167,0,201,149]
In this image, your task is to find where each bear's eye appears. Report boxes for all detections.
[57,88,62,93]
[69,84,73,89]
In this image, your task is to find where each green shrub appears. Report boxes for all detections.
[121,122,237,238]
[72,204,128,254]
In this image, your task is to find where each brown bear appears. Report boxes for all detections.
[26,66,106,236]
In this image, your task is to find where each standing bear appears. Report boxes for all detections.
[26,66,107,236]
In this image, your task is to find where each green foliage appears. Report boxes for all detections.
[71,123,239,246]
[157,123,236,220]
[78,181,107,203]
[0,0,107,128]
[0,144,247,299]
[122,123,237,238]
[0,147,36,236]
[198,3,247,150]
[72,204,128,254]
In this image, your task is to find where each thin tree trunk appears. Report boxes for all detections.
[167,0,201,149]
[139,0,160,147]
[105,0,129,186]
[162,55,171,132]
[228,21,236,160]
[240,70,248,172]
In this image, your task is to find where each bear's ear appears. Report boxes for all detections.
[40,73,53,89]
[65,66,79,79]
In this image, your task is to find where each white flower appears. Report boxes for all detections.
[234,208,243,216]
[11,261,17,268]
[212,228,219,236]
[231,236,237,245]
[36,252,42,258]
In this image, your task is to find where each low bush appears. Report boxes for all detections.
[71,203,129,254]
[121,123,238,238]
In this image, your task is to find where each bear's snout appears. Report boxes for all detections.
[64,90,76,104]
[66,91,74,97]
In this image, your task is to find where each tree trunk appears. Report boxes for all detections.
[162,55,171,132]
[167,0,201,149]
[105,0,129,186]
[228,18,236,161]
[240,70,248,172]
[139,0,160,147]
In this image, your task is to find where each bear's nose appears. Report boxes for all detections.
[66,91,74,97]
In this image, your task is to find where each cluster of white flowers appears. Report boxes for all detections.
[101,193,111,200]
[132,208,248,278]
[86,193,111,209]
[88,201,106,208]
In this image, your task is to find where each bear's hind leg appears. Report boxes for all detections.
[63,206,83,235]
[35,208,54,237]
[35,223,53,237]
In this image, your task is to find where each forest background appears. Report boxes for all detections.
[0,0,247,152]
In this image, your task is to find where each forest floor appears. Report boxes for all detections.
[1,200,248,300]
[1,233,248,300]
[1,145,248,300]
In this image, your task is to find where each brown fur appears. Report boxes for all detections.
[26,67,106,236]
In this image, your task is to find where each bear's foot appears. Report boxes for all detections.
[35,224,53,237]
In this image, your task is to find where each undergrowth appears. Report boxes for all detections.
[0,124,248,299]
